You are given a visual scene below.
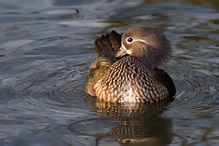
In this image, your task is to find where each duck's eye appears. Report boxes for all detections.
[127,37,133,43]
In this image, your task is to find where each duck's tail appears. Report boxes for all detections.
[94,30,121,57]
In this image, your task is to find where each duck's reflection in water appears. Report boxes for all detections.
[84,97,173,145]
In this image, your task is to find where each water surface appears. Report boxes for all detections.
[0,0,218,145]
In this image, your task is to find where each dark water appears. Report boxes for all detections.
[0,0,218,145]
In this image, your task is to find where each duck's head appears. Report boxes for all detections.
[116,25,172,69]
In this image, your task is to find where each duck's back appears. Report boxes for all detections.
[94,56,169,103]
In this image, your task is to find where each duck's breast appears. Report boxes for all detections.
[94,56,169,103]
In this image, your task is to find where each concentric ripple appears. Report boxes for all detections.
[0,0,218,145]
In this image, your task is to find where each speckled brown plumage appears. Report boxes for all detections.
[94,56,169,103]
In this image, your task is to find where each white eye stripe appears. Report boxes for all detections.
[126,38,149,44]
[134,39,149,44]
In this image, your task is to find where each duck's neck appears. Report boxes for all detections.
[121,56,157,70]
[139,56,157,70]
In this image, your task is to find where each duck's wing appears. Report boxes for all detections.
[94,30,121,57]
[153,68,176,98]
[85,30,121,96]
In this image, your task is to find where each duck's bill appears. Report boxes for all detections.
[115,45,128,58]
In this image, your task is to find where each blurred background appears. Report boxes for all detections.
[0,0,218,145]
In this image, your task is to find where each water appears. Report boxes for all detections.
[0,0,218,145]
